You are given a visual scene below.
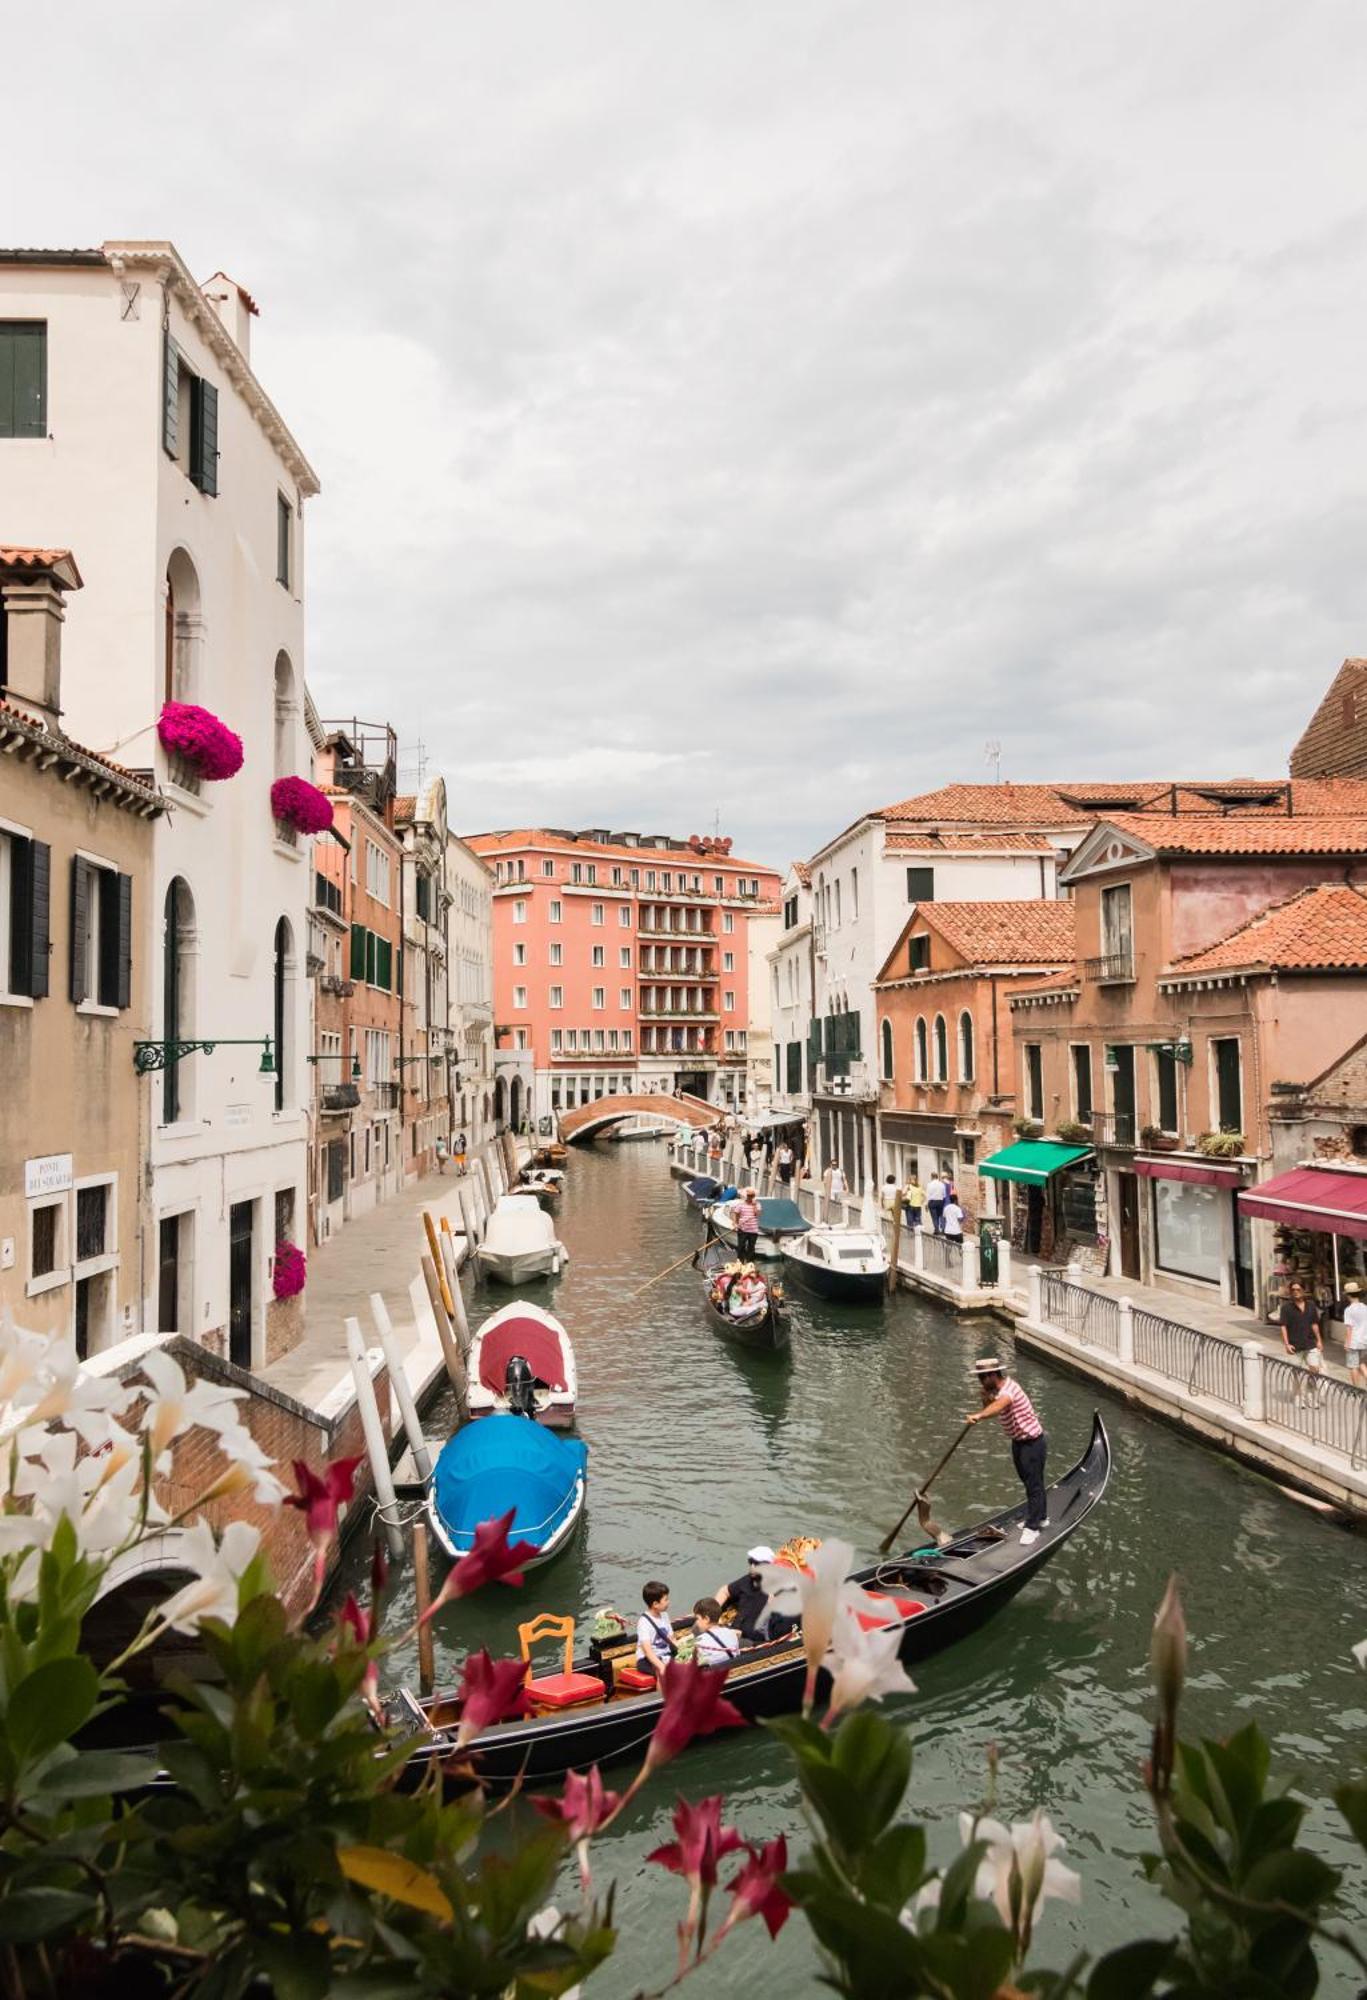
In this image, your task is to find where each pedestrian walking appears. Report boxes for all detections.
[902,1175,925,1231]
[942,1195,965,1241]
[775,1141,795,1188]
[454,1131,468,1172]
[881,1174,901,1217]
[434,1134,449,1176]
[734,1187,762,1264]
[1278,1282,1324,1402]
[965,1357,1048,1544]
[926,1171,948,1235]
[823,1160,848,1223]
[1342,1280,1367,1389]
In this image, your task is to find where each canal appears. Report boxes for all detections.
[329,1142,1367,1996]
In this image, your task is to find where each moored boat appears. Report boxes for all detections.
[516,1167,564,1208]
[392,1415,1112,1791]
[708,1195,809,1260]
[476,1194,569,1284]
[683,1173,730,1211]
[698,1238,790,1351]
[427,1414,588,1567]
[466,1300,577,1427]
[608,1119,675,1142]
[780,1226,889,1303]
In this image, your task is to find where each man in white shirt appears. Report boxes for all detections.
[823,1161,848,1222]
[926,1174,948,1234]
[942,1197,965,1241]
[1344,1280,1367,1388]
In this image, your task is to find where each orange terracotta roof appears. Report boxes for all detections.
[465,828,780,875]
[879,782,1171,825]
[876,900,1075,981]
[1104,813,1367,856]
[1165,884,1367,976]
[1008,970,1083,1002]
[393,795,417,824]
[872,778,1367,831]
[792,860,812,885]
[0,547,83,586]
[884,829,1056,854]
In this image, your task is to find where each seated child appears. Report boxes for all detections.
[636,1580,677,1682]
[692,1596,742,1668]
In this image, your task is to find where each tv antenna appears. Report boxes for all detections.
[985,739,1002,784]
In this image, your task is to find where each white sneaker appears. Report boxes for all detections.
[1019,1527,1040,1546]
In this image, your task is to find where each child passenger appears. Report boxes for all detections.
[636,1580,677,1682]
[692,1597,742,1668]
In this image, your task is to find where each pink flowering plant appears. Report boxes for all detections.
[271,1237,307,1301]
[157,700,244,781]
[270,774,334,835]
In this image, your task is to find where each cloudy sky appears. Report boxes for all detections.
[7,2,1367,868]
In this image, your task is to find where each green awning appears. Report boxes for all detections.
[979,1141,1094,1186]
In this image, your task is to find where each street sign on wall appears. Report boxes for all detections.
[25,1155,73,1198]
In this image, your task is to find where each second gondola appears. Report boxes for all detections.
[697,1237,790,1351]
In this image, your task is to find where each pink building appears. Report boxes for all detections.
[464,828,782,1125]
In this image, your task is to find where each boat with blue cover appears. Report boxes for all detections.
[683,1173,731,1211]
[708,1195,810,1260]
[427,1414,588,1568]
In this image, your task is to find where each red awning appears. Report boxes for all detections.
[1238,1166,1367,1240]
[1133,1156,1243,1189]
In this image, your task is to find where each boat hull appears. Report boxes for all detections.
[699,1242,790,1351]
[426,1473,585,1568]
[780,1254,887,1304]
[476,1247,560,1284]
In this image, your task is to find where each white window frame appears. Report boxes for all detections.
[724,990,735,1012]
[0,819,34,1006]
[512,900,528,925]
[592,986,605,1009]
[27,1192,70,1298]
[549,900,562,924]
[551,1028,563,1051]
[550,985,563,1009]
[619,946,631,968]
[723,913,734,933]
[591,944,604,967]
[619,986,631,1008]
[541,859,555,877]
[76,847,121,1017]
[591,903,604,926]
[723,951,734,971]
[618,905,631,928]
[513,941,526,966]
[549,941,563,965]
[513,985,528,1009]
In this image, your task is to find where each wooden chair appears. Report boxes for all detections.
[518,1613,606,1712]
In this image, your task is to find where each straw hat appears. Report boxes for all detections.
[973,1356,1005,1376]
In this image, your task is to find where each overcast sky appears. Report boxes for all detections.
[6,3,1367,869]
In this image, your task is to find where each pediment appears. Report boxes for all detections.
[1058,820,1157,885]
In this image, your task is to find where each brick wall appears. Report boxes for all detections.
[1289,659,1367,778]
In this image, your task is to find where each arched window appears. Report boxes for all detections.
[959,1010,975,1082]
[880,1017,894,1081]
[933,1014,948,1082]
[162,879,196,1124]
[163,548,203,705]
[915,1017,928,1083]
[273,652,296,783]
[273,918,294,1113]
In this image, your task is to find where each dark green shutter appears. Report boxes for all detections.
[162,331,180,456]
[69,856,89,1004]
[191,378,218,495]
[29,840,50,998]
[116,873,133,1010]
[376,938,392,991]
[0,323,46,439]
[350,924,366,980]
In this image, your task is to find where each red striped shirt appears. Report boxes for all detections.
[997,1379,1042,1441]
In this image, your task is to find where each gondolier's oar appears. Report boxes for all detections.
[627,1245,707,1300]
[879,1423,972,1554]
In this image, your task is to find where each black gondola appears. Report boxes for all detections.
[386,1414,1111,1793]
[697,1237,790,1350]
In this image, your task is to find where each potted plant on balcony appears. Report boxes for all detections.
[1197,1130,1246,1159]
[271,775,335,838]
[1013,1116,1043,1139]
[157,700,244,784]
[1054,1118,1093,1143]
[1141,1124,1180,1152]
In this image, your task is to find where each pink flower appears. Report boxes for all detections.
[157,701,244,781]
[534,1766,621,1841]
[725,1835,792,1939]
[270,775,335,836]
[453,1649,535,1748]
[643,1661,747,1778]
[420,1509,540,1626]
[286,1455,362,1602]
[648,1795,745,1889]
[336,1592,381,1716]
[271,1241,307,1300]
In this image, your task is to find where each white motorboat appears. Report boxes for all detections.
[467,1300,577,1426]
[779,1227,889,1304]
[476,1194,569,1285]
[517,1167,565,1207]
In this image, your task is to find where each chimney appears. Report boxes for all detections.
[0,550,82,732]
[201,271,258,365]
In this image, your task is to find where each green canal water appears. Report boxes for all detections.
[328,1142,1367,1995]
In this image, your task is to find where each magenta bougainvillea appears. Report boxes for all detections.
[157,701,245,781]
[270,776,335,836]
[272,1240,307,1300]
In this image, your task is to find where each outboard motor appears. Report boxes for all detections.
[505,1354,537,1418]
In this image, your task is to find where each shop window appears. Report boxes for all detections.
[1152,1179,1222,1284]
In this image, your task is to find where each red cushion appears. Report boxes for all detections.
[615,1667,657,1692]
[526,1671,605,1709]
[855,1592,928,1630]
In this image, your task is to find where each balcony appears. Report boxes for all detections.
[1083,951,1135,985]
[1091,1109,1138,1149]
[372,1080,401,1110]
[814,1057,877,1101]
[321,1082,360,1113]
[638,922,714,942]
[638,1005,719,1021]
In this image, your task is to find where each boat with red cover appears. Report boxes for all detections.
[466,1301,577,1427]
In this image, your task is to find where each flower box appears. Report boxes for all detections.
[272,1241,307,1300]
[270,776,334,837]
[157,702,244,782]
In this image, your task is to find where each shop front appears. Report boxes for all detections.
[879,1112,957,1198]
[1133,1155,1251,1306]
[980,1140,1097,1264]
[1238,1164,1367,1331]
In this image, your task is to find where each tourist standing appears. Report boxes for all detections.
[902,1174,925,1231]
[965,1358,1048,1544]
[1278,1282,1324,1400]
[926,1170,948,1234]
[775,1141,795,1189]
[823,1159,848,1223]
[1342,1280,1367,1388]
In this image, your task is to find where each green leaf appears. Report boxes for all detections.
[1335,1779,1367,1851]
[4,1655,99,1765]
[1241,1847,1339,1912]
[1087,1938,1175,1998]
[1237,1795,1305,1873]
[252,1928,332,2000]
[919,1923,1017,2000]
[831,1710,911,1842]
[35,1748,160,1799]
[0,1886,97,1942]
[1205,1724,1270,1839]
[934,1836,990,1931]
[796,1758,868,1859]
[763,1712,832,1763]
[857,1823,929,1910]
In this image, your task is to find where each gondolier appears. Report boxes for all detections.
[966,1358,1048,1546]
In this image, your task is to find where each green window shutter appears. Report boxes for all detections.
[0,323,46,439]
[350,924,366,980]
[29,840,50,999]
[162,331,180,456]
[69,856,89,1005]
[365,931,377,986]
[116,873,133,1010]
[191,378,219,495]
[906,866,934,903]
[376,938,392,991]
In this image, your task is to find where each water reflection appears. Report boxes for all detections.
[327,1141,1367,1998]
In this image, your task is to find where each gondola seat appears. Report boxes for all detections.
[612,1663,658,1694]
[855,1592,927,1630]
[519,1614,606,1713]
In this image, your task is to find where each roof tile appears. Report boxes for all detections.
[877,900,1075,980]
[1165,883,1367,975]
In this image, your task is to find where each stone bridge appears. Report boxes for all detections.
[557,1091,716,1145]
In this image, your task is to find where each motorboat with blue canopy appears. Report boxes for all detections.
[428,1414,588,1567]
[708,1195,809,1260]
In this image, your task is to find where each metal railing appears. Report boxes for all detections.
[1039,1273,1120,1353]
[1083,951,1135,983]
[921,1232,963,1283]
[1263,1357,1367,1462]
[1132,1308,1243,1408]
[1090,1110,1138,1149]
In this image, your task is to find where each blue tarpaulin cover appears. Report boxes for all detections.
[756,1198,808,1232]
[431,1415,588,1554]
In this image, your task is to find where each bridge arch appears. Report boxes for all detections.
[557,1091,717,1145]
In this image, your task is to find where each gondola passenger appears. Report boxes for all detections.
[693,1598,742,1667]
[716,1546,777,1641]
[636,1581,677,1683]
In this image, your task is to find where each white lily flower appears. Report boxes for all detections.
[151,1519,262,1634]
[1353,1637,1367,1671]
[138,1348,246,1468]
[0,1317,56,1415]
[758,1540,881,1702]
[825,1610,916,1719]
[215,1425,288,1506]
[12,1341,130,1448]
[911,1811,1080,1936]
